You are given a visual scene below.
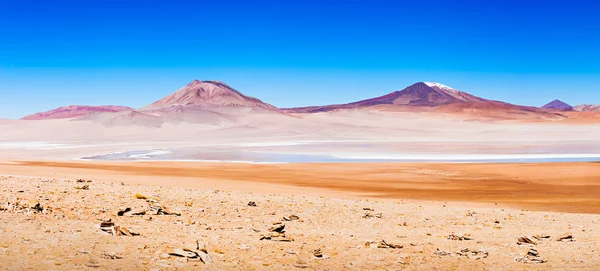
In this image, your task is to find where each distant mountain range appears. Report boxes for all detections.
[18,80,600,122]
[22,105,134,120]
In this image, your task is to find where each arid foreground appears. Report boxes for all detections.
[1,162,600,270]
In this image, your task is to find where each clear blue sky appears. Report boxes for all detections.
[1,0,599,119]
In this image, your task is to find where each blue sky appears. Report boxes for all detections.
[1,0,599,118]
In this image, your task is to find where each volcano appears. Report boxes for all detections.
[541,100,573,111]
[285,82,485,113]
[142,80,280,112]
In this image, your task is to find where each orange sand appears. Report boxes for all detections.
[3,160,600,214]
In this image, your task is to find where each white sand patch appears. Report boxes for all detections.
[328,152,600,161]
[0,142,70,149]
[127,150,173,159]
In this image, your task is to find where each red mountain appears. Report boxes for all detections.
[142,80,280,112]
[21,105,134,120]
[285,82,485,113]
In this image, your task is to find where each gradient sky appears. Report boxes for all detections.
[1,0,599,119]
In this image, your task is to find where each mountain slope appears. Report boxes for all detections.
[542,100,573,111]
[142,80,280,112]
[285,82,485,113]
[574,104,600,112]
[21,105,133,120]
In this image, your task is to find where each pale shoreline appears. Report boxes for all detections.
[4,140,600,163]
[78,149,600,163]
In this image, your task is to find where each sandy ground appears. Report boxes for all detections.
[1,161,600,270]
[3,161,600,214]
[1,172,599,271]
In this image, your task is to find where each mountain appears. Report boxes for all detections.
[21,105,134,120]
[541,100,573,111]
[72,80,285,127]
[574,104,600,112]
[285,82,486,113]
[142,80,279,112]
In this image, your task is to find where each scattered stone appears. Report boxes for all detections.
[456,248,488,260]
[260,227,294,242]
[147,199,181,216]
[100,219,114,228]
[448,233,472,241]
[311,248,329,260]
[261,222,292,241]
[527,248,540,257]
[363,207,374,211]
[169,241,212,264]
[283,214,300,221]
[269,224,285,233]
[130,210,147,216]
[377,240,403,249]
[99,222,139,236]
[434,249,452,257]
[101,252,123,260]
[75,184,90,190]
[516,247,547,264]
[248,201,257,207]
[117,207,132,216]
[533,234,551,240]
[170,248,196,258]
[135,193,148,200]
[363,212,382,219]
[120,227,138,237]
[517,236,537,245]
[76,179,86,183]
[260,235,294,242]
[557,235,574,242]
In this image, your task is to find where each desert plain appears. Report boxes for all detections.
[2,81,600,270]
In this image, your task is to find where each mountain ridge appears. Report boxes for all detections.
[16,80,588,122]
[574,104,600,112]
[284,82,487,113]
[21,105,134,120]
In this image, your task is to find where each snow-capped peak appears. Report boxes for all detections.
[423,82,458,93]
